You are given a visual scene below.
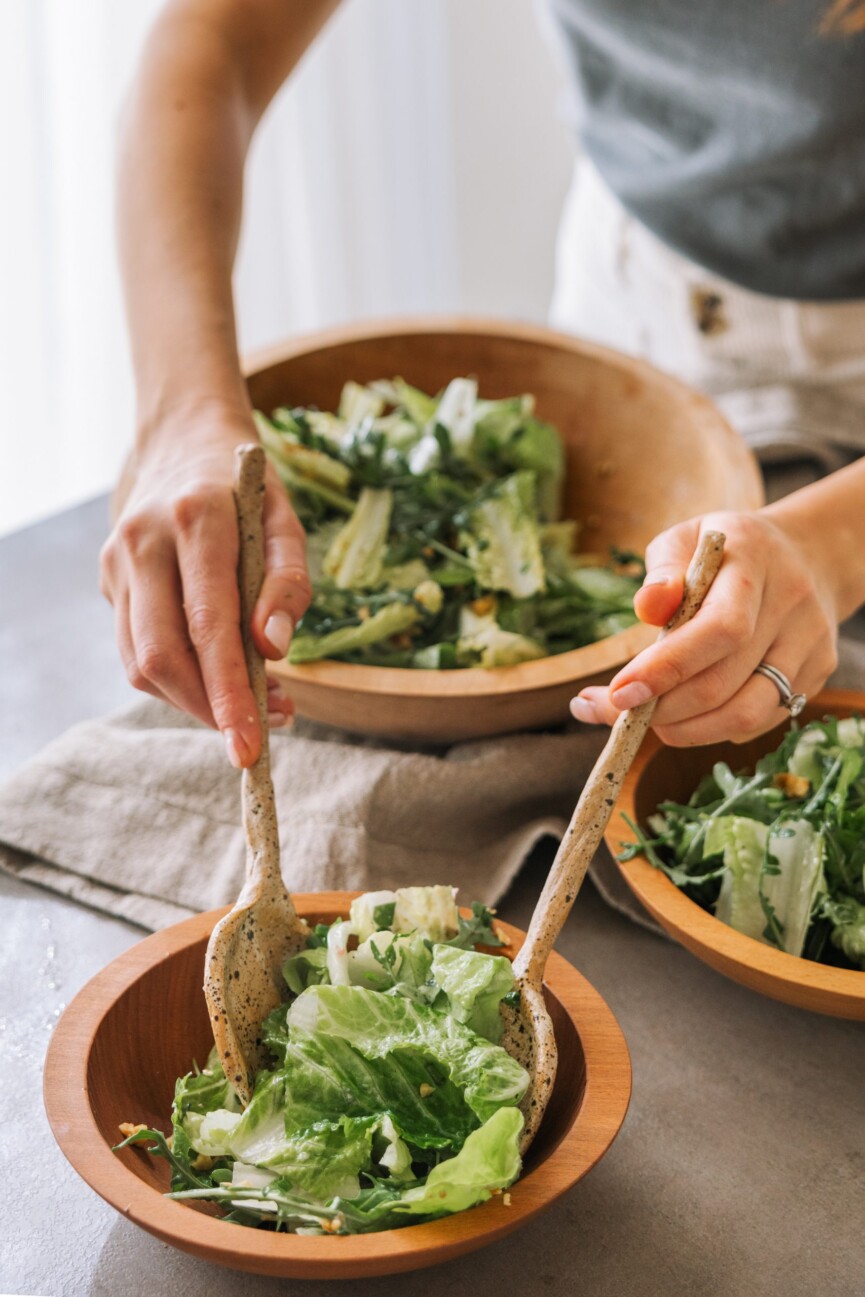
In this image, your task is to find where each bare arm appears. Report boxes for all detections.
[101,0,342,767]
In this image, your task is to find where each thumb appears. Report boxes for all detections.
[634,519,701,627]
[251,479,312,660]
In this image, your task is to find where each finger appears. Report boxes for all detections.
[632,519,700,627]
[114,585,170,707]
[127,543,216,729]
[650,628,774,727]
[266,674,295,728]
[174,488,261,768]
[570,685,619,727]
[605,555,765,712]
[654,641,810,747]
[252,480,312,660]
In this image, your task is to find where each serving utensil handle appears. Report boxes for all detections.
[513,529,726,986]
[234,444,281,888]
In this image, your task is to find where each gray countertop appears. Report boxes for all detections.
[2,496,863,1297]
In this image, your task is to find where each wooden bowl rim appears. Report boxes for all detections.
[607,689,865,1014]
[44,891,632,1277]
[247,314,761,700]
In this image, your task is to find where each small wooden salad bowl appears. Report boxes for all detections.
[44,892,632,1280]
[606,690,865,1019]
[247,317,763,741]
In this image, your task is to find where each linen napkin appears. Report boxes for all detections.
[1,637,862,934]
[0,698,606,931]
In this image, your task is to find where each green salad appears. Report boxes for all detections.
[255,376,643,667]
[116,886,529,1235]
[621,716,865,970]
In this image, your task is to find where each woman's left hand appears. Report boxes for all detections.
[570,509,839,746]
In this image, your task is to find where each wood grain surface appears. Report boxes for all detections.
[43,893,632,1279]
[244,316,764,741]
[607,689,865,1019]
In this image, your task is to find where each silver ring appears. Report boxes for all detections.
[754,662,807,717]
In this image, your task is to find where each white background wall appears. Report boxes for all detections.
[0,0,575,537]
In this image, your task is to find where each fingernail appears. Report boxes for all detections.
[224,728,248,768]
[264,611,294,657]
[642,575,672,588]
[268,710,294,730]
[611,681,653,710]
[570,697,599,724]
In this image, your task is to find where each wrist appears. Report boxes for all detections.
[763,471,865,622]
[135,389,254,456]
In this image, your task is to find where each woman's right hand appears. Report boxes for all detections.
[99,403,311,768]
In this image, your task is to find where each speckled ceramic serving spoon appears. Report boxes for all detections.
[204,444,309,1106]
[503,530,726,1154]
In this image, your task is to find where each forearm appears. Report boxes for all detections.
[117,0,341,450]
[763,457,865,622]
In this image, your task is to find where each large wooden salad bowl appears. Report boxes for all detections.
[44,893,632,1279]
[606,690,865,1019]
[247,317,763,741]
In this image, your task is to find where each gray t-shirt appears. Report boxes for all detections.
[546,0,865,300]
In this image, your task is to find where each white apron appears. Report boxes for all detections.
[550,160,865,497]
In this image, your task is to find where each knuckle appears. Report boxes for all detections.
[136,641,177,685]
[729,695,769,737]
[186,604,230,651]
[117,513,152,559]
[716,608,754,651]
[691,660,730,711]
[124,656,149,693]
[172,484,226,532]
[207,686,252,728]
[271,564,313,610]
[654,648,690,692]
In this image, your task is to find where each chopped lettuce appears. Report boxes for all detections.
[289,985,528,1122]
[324,487,393,590]
[124,886,527,1236]
[823,894,865,968]
[288,600,420,663]
[624,715,865,970]
[260,375,640,668]
[458,606,546,668]
[709,817,769,942]
[431,945,515,1042]
[460,472,546,599]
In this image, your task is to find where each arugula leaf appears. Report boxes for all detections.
[442,900,505,949]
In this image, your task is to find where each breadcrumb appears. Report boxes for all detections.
[118,1122,148,1139]
[773,772,810,798]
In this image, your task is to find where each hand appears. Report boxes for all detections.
[570,510,839,746]
[99,404,311,767]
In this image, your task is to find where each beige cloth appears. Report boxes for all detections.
[0,637,862,933]
[0,698,604,931]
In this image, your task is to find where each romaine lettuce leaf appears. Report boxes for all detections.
[709,816,768,941]
[460,471,546,598]
[431,945,515,1043]
[289,985,528,1122]
[259,1018,478,1149]
[391,885,459,942]
[389,1106,522,1218]
[760,820,825,956]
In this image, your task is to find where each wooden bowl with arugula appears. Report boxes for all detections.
[247,317,763,741]
[606,690,865,1019]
